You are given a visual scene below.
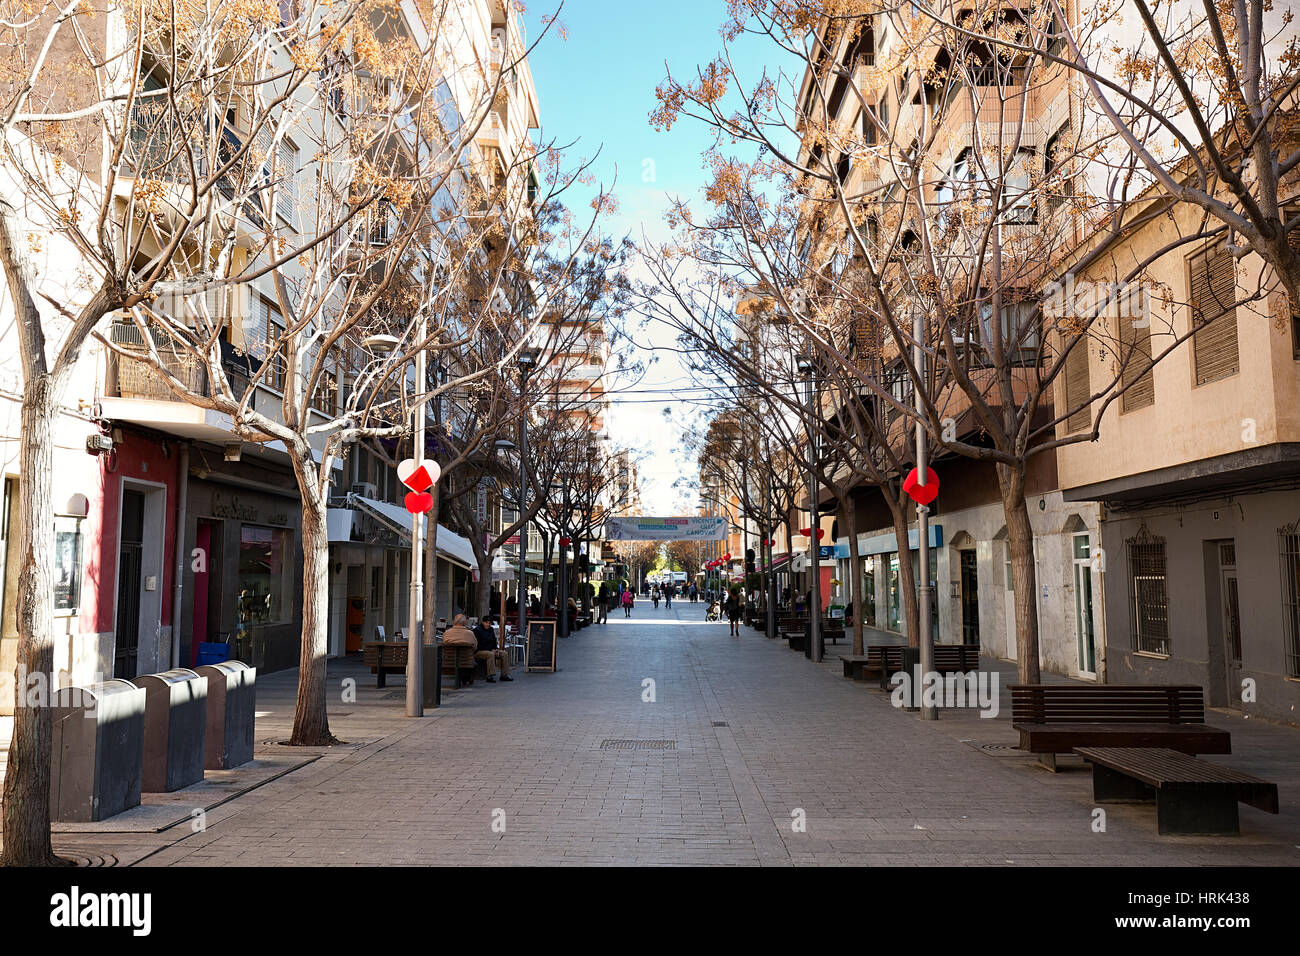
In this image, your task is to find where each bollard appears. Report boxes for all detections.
[132,669,208,792]
[195,661,256,770]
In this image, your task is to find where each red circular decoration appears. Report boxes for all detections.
[816,529,825,540]
[903,466,940,505]
[404,491,433,514]
[560,536,571,547]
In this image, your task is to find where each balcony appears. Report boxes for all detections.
[101,321,340,463]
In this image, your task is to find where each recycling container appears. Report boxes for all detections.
[132,668,208,792]
[195,661,256,770]
[49,679,146,822]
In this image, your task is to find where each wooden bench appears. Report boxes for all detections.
[363,641,407,688]
[440,644,485,687]
[1010,684,1231,771]
[932,644,980,673]
[838,644,909,683]
[1074,747,1278,835]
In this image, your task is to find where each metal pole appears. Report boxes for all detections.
[804,367,823,663]
[517,365,529,644]
[406,319,426,718]
[559,479,569,638]
[914,310,936,719]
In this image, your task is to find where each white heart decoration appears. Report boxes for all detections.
[397,458,441,491]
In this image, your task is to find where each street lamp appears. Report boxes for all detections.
[363,329,428,717]
[796,353,823,664]
[516,346,540,643]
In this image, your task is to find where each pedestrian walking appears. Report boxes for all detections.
[622,588,635,617]
[725,588,743,636]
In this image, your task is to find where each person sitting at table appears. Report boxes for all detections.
[442,614,478,681]
[472,615,513,683]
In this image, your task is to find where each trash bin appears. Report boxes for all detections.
[195,661,256,770]
[132,669,208,792]
[49,679,146,822]
[422,624,441,708]
[900,647,921,711]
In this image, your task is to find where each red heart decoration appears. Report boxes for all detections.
[903,466,940,505]
[799,527,812,537]
[816,529,825,540]
[404,491,433,514]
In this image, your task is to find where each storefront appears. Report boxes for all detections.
[179,454,304,674]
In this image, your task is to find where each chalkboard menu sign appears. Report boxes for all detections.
[526,620,557,673]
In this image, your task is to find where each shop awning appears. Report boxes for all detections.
[341,495,477,570]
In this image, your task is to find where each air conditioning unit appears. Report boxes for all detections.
[350,482,378,499]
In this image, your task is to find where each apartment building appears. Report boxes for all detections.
[786,5,1104,673]
[1054,195,1300,723]
[0,0,544,711]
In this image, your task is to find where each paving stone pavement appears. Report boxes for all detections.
[53,604,1300,866]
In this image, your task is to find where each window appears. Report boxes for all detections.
[54,516,83,613]
[1045,123,1073,213]
[238,525,294,625]
[862,107,877,145]
[1004,149,1036,224]
[861,554,877,626]
[1127,528,1169,655]
[935,148,972,208]
[1280,524,1300,677]
[1189,241,1239,385]
[1062,335,1090,433]
[976,300,1040,365]
[260,295,286,390]
[1119,312,1155,411]
[276,138,298,224]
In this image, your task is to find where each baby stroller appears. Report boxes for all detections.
[705,600,721,622]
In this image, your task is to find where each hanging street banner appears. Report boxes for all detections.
[604,516,728,541]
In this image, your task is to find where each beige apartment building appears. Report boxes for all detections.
[1055,197,1300,723]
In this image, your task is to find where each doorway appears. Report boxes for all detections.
[1072,533,1097,677]
[1218,541,1241,708]
[1003,539,1017,661]
[114,490,145,678]
[959,549,979,644]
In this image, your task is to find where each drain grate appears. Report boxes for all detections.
[712,721,729,727]
[599,739,677,751]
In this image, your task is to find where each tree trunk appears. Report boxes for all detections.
[888,489,921,647]
[845,494,864,655]
[475,548,493,619]
[1,377,66,866]
[288,470,335,746]
[997,462,1042,684]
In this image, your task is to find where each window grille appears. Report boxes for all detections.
[1127,525,1169,655]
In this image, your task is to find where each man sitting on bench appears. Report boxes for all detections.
[442,614,478,679]
[473,615,513,683]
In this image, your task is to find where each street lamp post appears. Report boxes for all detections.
[516,346,539,645]
[797,354,823,664]
[407,318,427,717]
[360,330,428,718]
[914,310,936,719]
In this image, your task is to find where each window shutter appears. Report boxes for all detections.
[1063,337,1090,433]
[277,139,297,223]
[1190,242,1239,385]
[1119,313,1154,411]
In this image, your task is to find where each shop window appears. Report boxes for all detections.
[238,524,294,625]
[54,516,84,613]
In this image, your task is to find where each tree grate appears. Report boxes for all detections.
[599,739,677,751]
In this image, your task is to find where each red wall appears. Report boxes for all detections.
[82,432,180,636]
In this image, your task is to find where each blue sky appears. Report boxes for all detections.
[521,0,790,512]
